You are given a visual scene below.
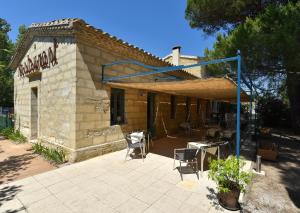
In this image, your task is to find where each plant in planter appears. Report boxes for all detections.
[208,156,252,210]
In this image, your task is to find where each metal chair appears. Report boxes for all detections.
[125,133,145,161]
[219,141,232,159]
[173,148,199,180]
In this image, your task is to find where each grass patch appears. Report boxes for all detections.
[0,127,27,143]
[32,143,66,164]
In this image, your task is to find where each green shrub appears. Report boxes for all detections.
[0,127,14,138]
[9,130,27,143]
[32,143,66,164]
[208,156,252,193]
[0,127,27,143]
[32,142,44,154]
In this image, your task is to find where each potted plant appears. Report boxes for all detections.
[208,156,252,211]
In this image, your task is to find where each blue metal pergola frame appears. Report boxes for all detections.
[102,51,254,158]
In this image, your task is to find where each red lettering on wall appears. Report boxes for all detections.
[18,38,59,77]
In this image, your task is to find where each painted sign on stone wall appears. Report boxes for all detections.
[18,38,58,77]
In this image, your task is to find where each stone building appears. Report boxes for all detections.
[163,46,206,78]
[10,19,245,162]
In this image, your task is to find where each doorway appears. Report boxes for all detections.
[147,93,156,137]
[31,87,38,139]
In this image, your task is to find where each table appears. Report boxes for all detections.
[187,141,220,176]
[220,130,236,139]
[206,128,221,138]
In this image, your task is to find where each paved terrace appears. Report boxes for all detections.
[0,148,233,213]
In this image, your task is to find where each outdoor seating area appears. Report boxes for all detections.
[1,0,300,211]
[124,122,238,181]
[0,147,234,213]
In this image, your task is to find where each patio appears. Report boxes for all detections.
[0,146,233,213]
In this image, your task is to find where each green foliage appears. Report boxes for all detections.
[191,2,300,131]
[204,2,300,75]
[0,127,27,143]
[0,18,14,107]
[32,142,44,153]
[32,143,66,164]
[8,130,27,143]
[257,93,291,128]
[185,0,298,34]
[208,156,252,193]
[15,24,27,49]
[0,19,27,107]
[0,127,13,138]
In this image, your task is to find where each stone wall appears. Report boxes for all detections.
[164,56,206,78]
[14,36,77,153]
[74,38,208,161]
[14,35,208,162]
[154,94,207,137]
[180,57,206,78]
[74,38,170,161]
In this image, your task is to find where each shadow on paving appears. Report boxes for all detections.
[244,130,300,212]
[206,187,243,213]
[275,134,300,209]
[0,185,22,208]
[0,153,35,185]
[149,131,226,172]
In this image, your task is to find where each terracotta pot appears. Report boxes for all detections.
[217,188,240,211]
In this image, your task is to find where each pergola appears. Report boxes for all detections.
[101,51,255,158]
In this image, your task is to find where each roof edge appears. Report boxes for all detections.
[9,18,79,70]
[9,18,196,80]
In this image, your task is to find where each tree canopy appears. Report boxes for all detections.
[185,0,299,34]
[15,24,27,48]
[0,18,14,107]
[185,1,300,131]
[0,19,27,107]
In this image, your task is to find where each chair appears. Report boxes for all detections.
[125,133,145,161]
[219,141,232,159]
[179,122,192,136]
[173,148,199,180]
[144,130,153,151]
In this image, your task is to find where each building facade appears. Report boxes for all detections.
[163,46,206,78]
[10,19,209,162]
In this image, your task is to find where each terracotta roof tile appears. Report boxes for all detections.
[10,18,195,79]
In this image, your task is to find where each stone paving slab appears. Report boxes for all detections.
[0,149,233,213]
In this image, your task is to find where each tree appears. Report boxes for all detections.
[257,93,291,128]
[15,24,27,48]
[185,0,298,34]
[0,18,14,107]
[185,2,300,132]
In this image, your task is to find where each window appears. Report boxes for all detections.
[110,88,125,125]
[170,95,176,119]
[196,98,201,115]
[186,97,191,121]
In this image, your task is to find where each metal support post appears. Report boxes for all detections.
[236,50,241,158]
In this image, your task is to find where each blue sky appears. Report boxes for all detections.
[1,0,216,58]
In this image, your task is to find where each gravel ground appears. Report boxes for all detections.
[243,131,300,213]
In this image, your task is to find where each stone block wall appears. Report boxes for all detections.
[180,57,205,78]
[164,56,206,78]
[74,38,208,161]
[14,34,209,162]
[74,39,165,161]
[14,36,77,153]
[152,94,208,137]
